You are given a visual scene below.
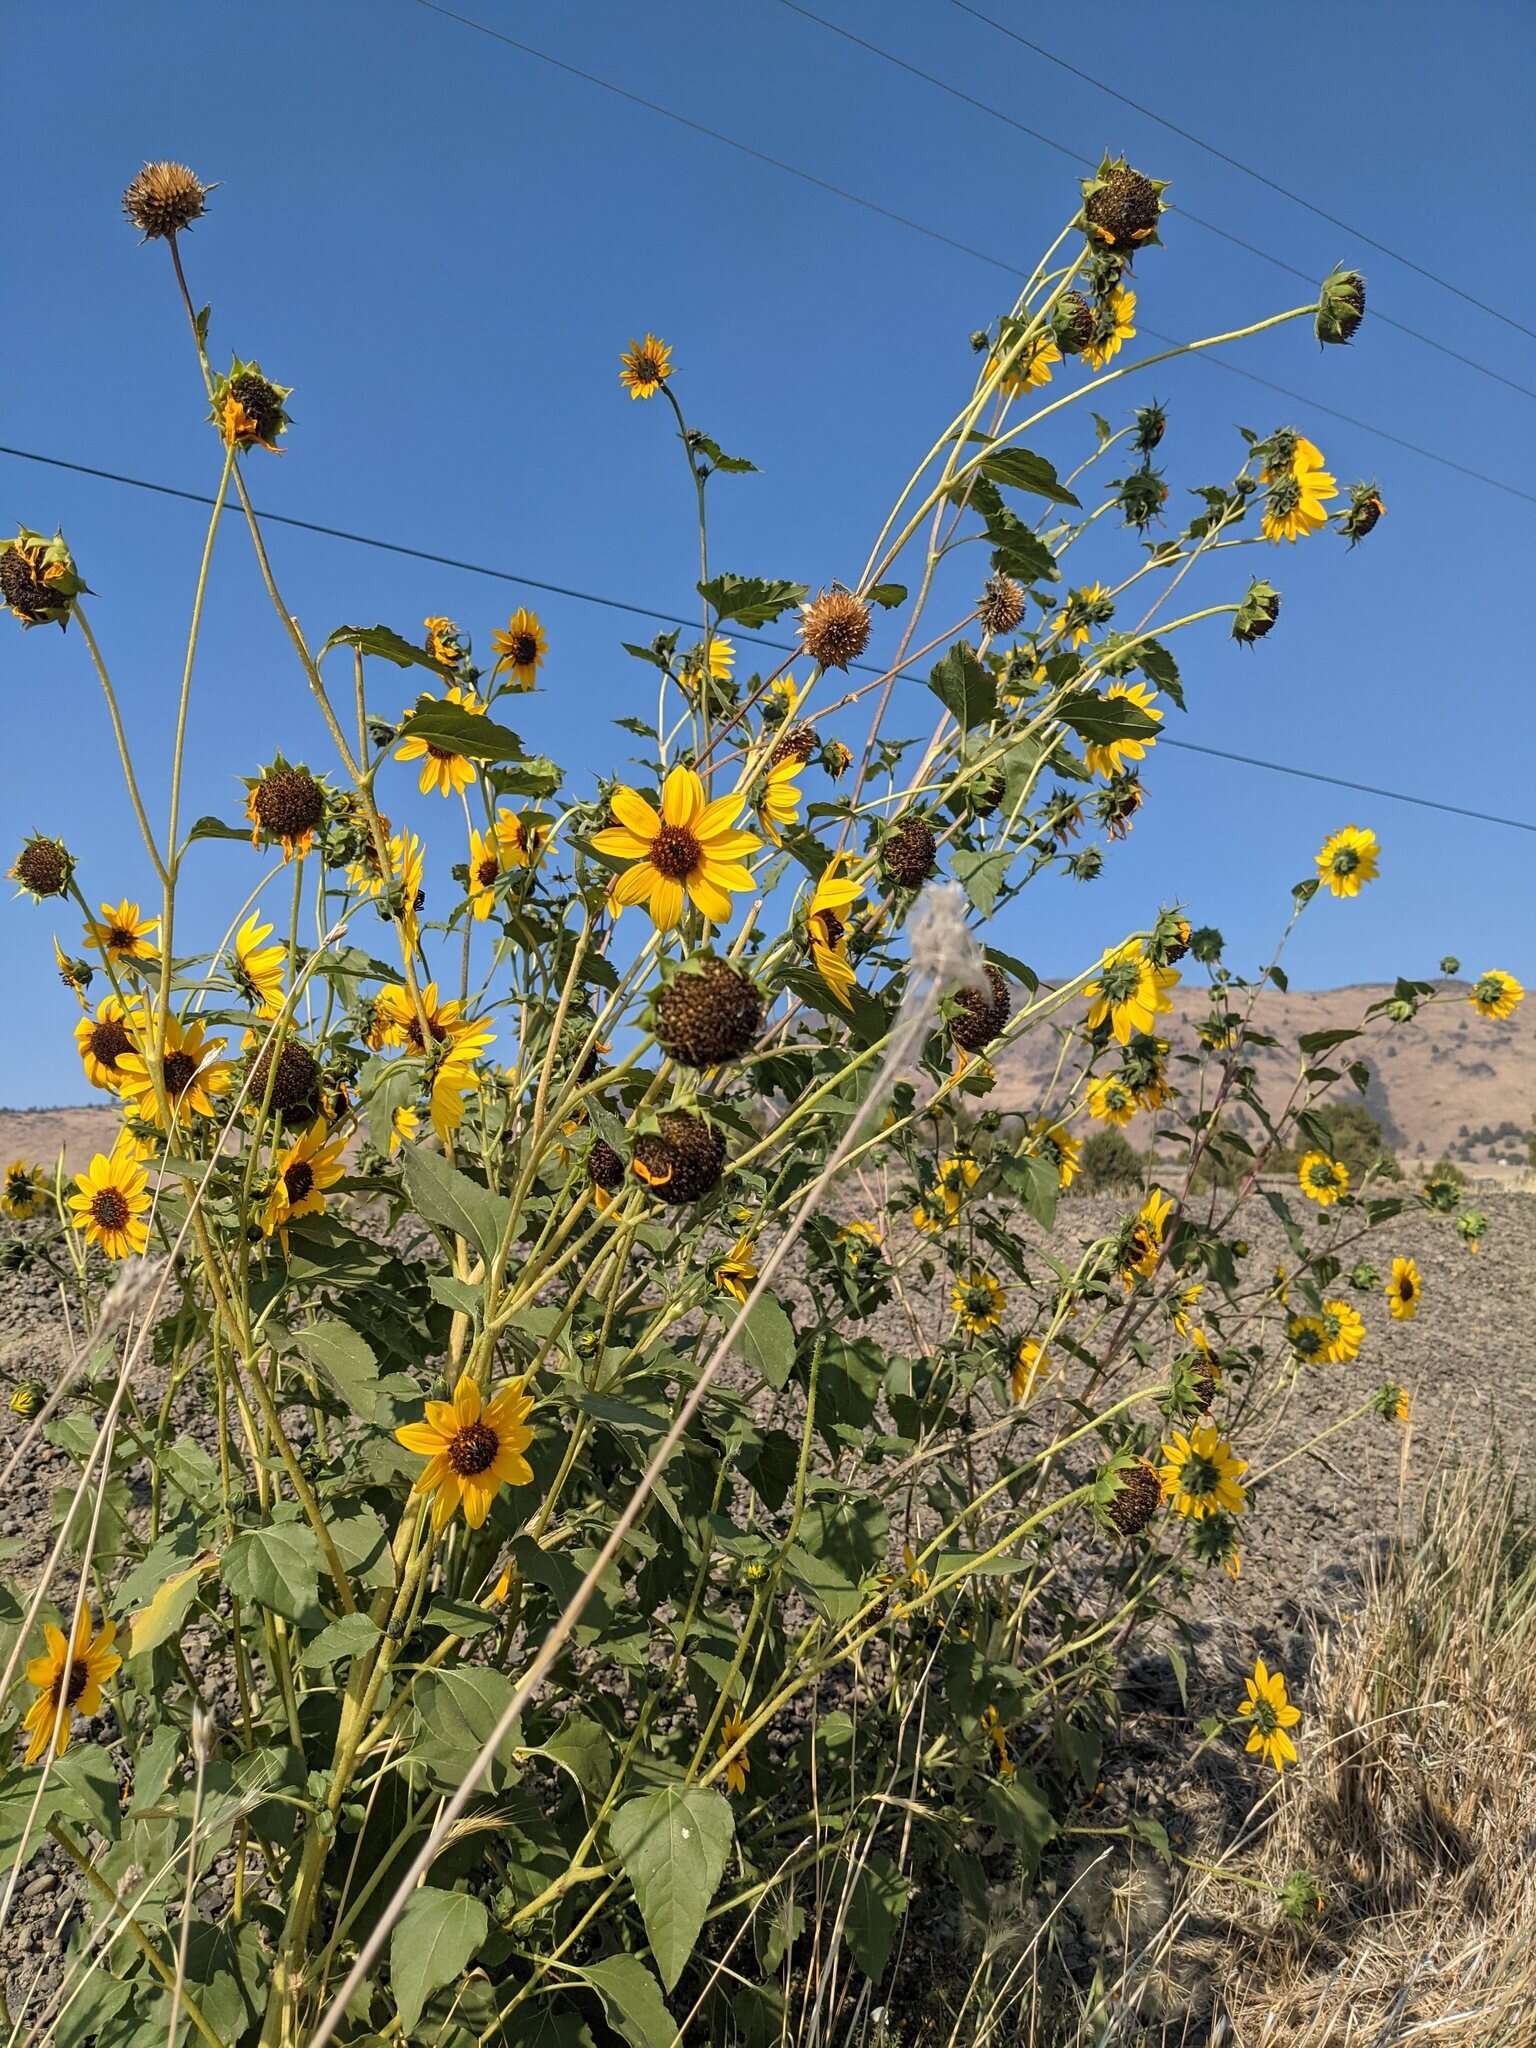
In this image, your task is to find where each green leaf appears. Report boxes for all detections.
[517,1715,614,1799]
[951,847,1013,918]
[128,1553,218,1657]
[396,695,527,764]
[689,432,756,474]
[293,1320,382,1417]
[868,581,907,609]
[412,1667,521,1790]
[181,1923,266,2046]
[1298,1027,1361,1057]
[301,1611,381,1669]
[960,477,1058,585]
[609,1784,735,1992]
[1001,1151,1058,1231]
[698,574,808,628]
[1056,687,1161,748]
[222,1523,322,1625]
[399,1144,511,1265]
[932,1549,1029,1582]
[730,1290,796,1391]
[362,1052,422,1156]
[843,1850,911,1981]
[186,814,251,845]
[390,1886,489,2035]
[981,1768,1057,1877]
[429,1274,483,1319]
[575,1954,676,2048]
[321,623,449,673]
[973,443,1080,507]
[929,641,996,730]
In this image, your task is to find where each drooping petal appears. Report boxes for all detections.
[396,1420,449,1456]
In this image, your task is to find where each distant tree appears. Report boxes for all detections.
[1079,1128,1145,1192]
[1277,1101,1401,1182]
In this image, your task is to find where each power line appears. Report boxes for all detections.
[406,0,1536,507]
[5,441,1530,836]
[779,0,1536,403]
[948,0,1536,346]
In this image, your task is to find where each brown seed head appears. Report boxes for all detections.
[10,835,72,899]
[251,1039,321,1120]
[654,957,763,1069]
[977,573,1026,638]
[632,1111,725,1205]
[1106,1460,1162,1537]
[951,963,1010,1053]
[769,722,820,768]
[799,589,871,672]
[881,817,937,889]
[122,161,211,240]
[252,766,325,843]
[588,1138,625,1192]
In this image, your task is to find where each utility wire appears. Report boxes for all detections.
[6,441,1530,835]
[780,0,1536,402]
[948,0,1536,346]
[406,0,1536,506]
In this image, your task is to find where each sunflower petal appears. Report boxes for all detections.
[611,863,655,909]
[591,826,653,860]
[686,871,733,922]
[694,791,746,840]
[660,766,703,828]
[649,877,685,930]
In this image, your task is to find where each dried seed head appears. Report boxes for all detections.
[799,589,871,672]
[1083,159,1164,255]
[977,572,1026,638]
[631,1111,725,1205]
[9,835,73,900]
[1106,1459,1163,1537]
[1340,483,1386,547]
[769,722,820,768]
[653,957,763,1069]
[2,528,84,630]
[1054,290,1098,353]
[881,817,938,889]
[122,161,211,240]
[252,766,326,842]
[951,963,1010,1052]
[250,1039,321,1121]
[588,1138,625,1192]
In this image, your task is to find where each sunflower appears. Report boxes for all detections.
[1159,1423,1248,1520]
[231,911,285,1018]
[347,830,423,937]
[911,1201,947,1234]
[84,899,158,966]
[261,1120,346,1243]
[1171,1281,1205,1339]
[936,1154,981,1217]
[986,330,1060,395]
[427,1045,491,1143]
[1028,1118,1082,1189]
[467,827,504,922]
[1120,1186,1173,1287]
[117,1014,232,1130]
[952,1269,1007,1336]
[981,1705,1015,1779]
[21,1607,122,1765]
[387,1103,421,1155]
[1272,1264,1290,1305]
[1050,581,1113,650]
[1297,1151,1349,1206]
[1236,1657,1301,1772]
[495,809,547,871]
[2,1160,47,1220]
[1261,436,1337,543]
[1085,942,1178,1045]
[395,1371,535,1532]
[1386,1256,1421,1321]
[1319,1298,1365,1364]
[619,332,674,399]
[838,1219,882,1258]
[823,739,852,779]
[395,686,486,798]
[371,981,486,1057]
[73,994,140,1094]
[53,936,91,1007]
[423,615,466,671]
[1087,1075,1139,1126]
[679,635,735,690]
[713,1235,758,1305]
[717,1708,751,1795]
[806,859,863,1009]
[1082,681,1162,779]
[1315,824,1379,898]
[1286,1313,1328,1364]
[68,1130,152,1260]
[1081,285,1137,369]
[756,758,803,847]
[592,767,760,932]
[1012,1338,1048,1403]
[1469,969,1523,1020]
[490,607,548,690]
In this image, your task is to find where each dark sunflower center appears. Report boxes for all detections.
[64,1659,91,1707]
[636,354,662,384]
[1183,1454,1221,1497]
[510,633,538,667]
[107,926,138,953]
[425,744,456,763]
[649,824,702,880]
[1398,1277,1414,1301]
[965,1287,994,1317]
[89,1019,131,1069]
[229,373,284,440]
[816,911,845,948]
[92,1187,130,1231]
[7,1171,30,1199]
[162,1050,198,1098]
[405,1014,447,1052]
[476,856,499,887]
[284,1161,315,1204]
[448,1421,499,1476]
[1331,847,1359,875]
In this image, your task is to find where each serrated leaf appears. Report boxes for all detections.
[395,695,527,764]
[389,1887,489,2035]
[843,1850,911,1981]
[1056,687,1161,748]
[576,1954,676,2048]
[320,623,449,673]
[1297,1028,1361,1057]
[730,1290,796,1391]
[398,1144,511,1265]
[868,581,907,608]
[186,815,251,845]
[517,1715,613,1799]
[952,847,1013,918]
[293,1321,382,1418]
[222,1523,322,1625]
[981,1767,1057,1876]
[609,1785,734,1992]
[929,641,996,730]
[698,573,808,629]
[689,432,756,474]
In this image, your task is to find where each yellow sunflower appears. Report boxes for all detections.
[1261,435,1337,543]
[1319,1298,1365,1364]
[1469,969,1523,1019]
[952,1269,1007,1336]
[73,995,140,1094]
[68,1130,152,1260]
[231,911,285,1018]
[1082,680,1162,779]
[494,809,547,871]
[490,607,547,690]
[467,826,504,922]
[1081,285,1136,369]
[619,332,674,399]
[756,757,803,847]
[1120,1186,1174,1287]
[714,1235,758,1305]
[117,1014,232,1130]
[1050,581,1112,650]
[426,1043,492,1143]
[1286,1313,1328,1365]
[261,1120,346,1243]
[1159,1423,1248,1520]
[395,686,486,798]
[936,1154,981,1217]
[423,615,465,670]
[1087,1075,1139,1126]
[717,1707,751,1795]
[986,330,1060,395]
[806,859,863,1009]
[84,899,158,967]
[1028,1118,1082,1189]
[1236,1657,1301,1772]
[1085,941,1178,1045]
[593,766,761,932]
[395,1371,535,1532]
[1315,824,1379,898]
[1386,1256,1421,1321]
[2,1160,48,1220]
[1297,1151,1349,1206]
[911,1201,947,1234]
[371,981,486,1058]
[1012,1337,1048,1403]
[823,739,852,779]
[22,1607,122,1764]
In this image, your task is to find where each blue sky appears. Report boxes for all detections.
[4,0,1533,1107]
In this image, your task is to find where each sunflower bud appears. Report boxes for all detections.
[8,1379,46,1417]
[823,739,853,779]
[1081,156,1167,256]
[122,160,211,240]
[2,528,86,630]
[1338,482,1386,546]
[1232,579,1282,645]
[799,588,871,672]
[1134,401,1167,453]
[1316,266,1366,345]
[210,356,293,451]
[9,834,74,900]
[1116,466,1167,532]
